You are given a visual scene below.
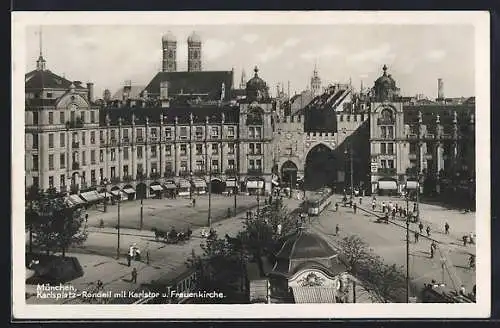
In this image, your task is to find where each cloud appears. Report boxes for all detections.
[203,38,236,60]
[426,49,446,62]
[283,37,300,48]
[242,33,259,44]
[300,45,340,60]
[257,46,284,63]
[348,43,395,64]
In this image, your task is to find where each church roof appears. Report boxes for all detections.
[25,69,87,90]
[112,86,146,100]
[143,71,233,101]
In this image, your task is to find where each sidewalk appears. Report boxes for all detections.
[26,197,303,305]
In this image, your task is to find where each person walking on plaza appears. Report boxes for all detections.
[463,235,468,246]
[372,199,376,211]
[430,241,437,258]
[359,196,362,205]
[426,225,431,237]
[444,222,450,234]
[192,198,196,208]
[131,268,137,283]
[335,224,340,236]
[127,247,133,267]
[419,222,424,234]
[414,231,419,243]
[413,202,418,213]
[392,208,396,219]
[382,201,386,214]
[335,203,339,211]
[353,203,357,214]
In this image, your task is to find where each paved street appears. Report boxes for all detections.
[310,195,476,300]
[26,196,303,304]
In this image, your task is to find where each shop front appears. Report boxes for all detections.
[192,179,207,195]
[163,180,177,198]
[377,179,398,196]
[246,178,265,196]
[150,183,164,199]
[122,185,136,201]
[177,179,191,197]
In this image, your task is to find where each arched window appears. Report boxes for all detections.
[246,107,264,125]
[378,108,394,125]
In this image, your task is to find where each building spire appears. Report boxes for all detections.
[36,26,46,71]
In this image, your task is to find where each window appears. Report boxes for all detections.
[33,112,39,125]
[99,150,104,162]
[48,112,54,124]
[212,143,218,155]
[249,159,255,169]
[123,129,129,140]
[256,159,262,169]
[151,128,158,140]
[249,144,255,155]
[123,165,129,177]
[165,128,172,140]
[48,154,54,170]
[180,144,187,156]
[380,160,387,168]
[387,159,394,169]
[137,128,143,140]
[137,163,144,175]
[180,127,188,139]
[165,145,172,156]
[60,133,65,147]
[228,159,235,169]
[60,154,65,168]
[111,149,116,161]
[387,126,394,138]
[90,131,95,144]
[60,112,65,124]
[60,174,66,187]
[180,161,188,173]
[100,130,105,143]
[123,147,128,160]
[249,128,255,139]
[70,111,75,122]
[82,151,86,165]
[380,126,387,138]
[110,167,116,178]
[90,150,96,164]
[91,170,96,182]
[196,144,203,155]
[137,146,143,159]
[99,168,104,181]
[49,176,54,188]
[110,129,116,141]
[90,111,96,123]
[80,112,85,123]
[151,163,158,174]
[195,127,203,139]
[211,159,219,172]
[228,143,235,154]
[255,143,262,155]
[255,127,262,139]
[196,160,204,171]
[165,162,173,174]
[409,143,417,154]
[380,143,386,154]
[81,172,86,185]
[32,177,39,188]
[47,92,53,98]
[82,132,86,145]
[227,126,235,138]
[48,134,54,148]
[151,146,157,158]
[387,143,394,155]
[32,133,38,149]
[211,127,219,139]
[32,155,39,171]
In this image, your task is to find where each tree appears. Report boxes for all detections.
[27,196,87,257]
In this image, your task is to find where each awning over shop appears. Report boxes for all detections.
[80,190,101,202]
[405,181,419,189]
[122,188,136,194]
[163,181,177,189]
[69,194,86,205]
[378,180,398,190]
[226,179,237,188]
[193,179,207,188]
[178,180,191,189]
[110,190,121,197]
[150,185,163,191]
[247,180,264,189]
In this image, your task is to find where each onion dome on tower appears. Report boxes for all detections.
[246,66,270,102]
[372,64,400,102]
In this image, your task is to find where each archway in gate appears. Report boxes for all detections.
[136,182,147,200]
[281,161,298,188]
[304,143,338,191]
[210,178,226,194]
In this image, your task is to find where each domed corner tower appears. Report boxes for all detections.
[187,31,202,72]
[162,31,177,72]
[267,228,351,303]
[372,64,400,103]
[245,66,270,103]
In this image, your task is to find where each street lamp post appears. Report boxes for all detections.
[140,194,144,230]
[102,178,108,213]
[205,153,213,229]
[116,197,121,259]
[233,167,238,214]
[344,142,354,200]
[189,171,194,199]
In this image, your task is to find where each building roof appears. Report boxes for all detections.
[162,31,176,42]
[112,86,146,100]
[99,104,240,126]
[25,69,87,91]
[143,71,233,100]
[276,230,337,260]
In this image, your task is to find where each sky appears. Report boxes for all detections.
[25,24,475,99]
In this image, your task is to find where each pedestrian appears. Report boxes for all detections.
[192,198,196,208]
[426,226,431,237]
[388,201,393,213]
[382,201,386,213]
[414,231,419,243]
[335,203,339,211]
[372,195,377,201]
[392,208,396,219]
[359,196,362,205]
[413,202,417,213]
[353,203,357,214]
[131,268,137,283]
[85,213,89,223]
[463,235,468,246]
[335,224,340,235]
[372,200,376,211]
[430,244,434,258]
[127,253,131,267]
[444,222,450,234]
[419,222,424,234]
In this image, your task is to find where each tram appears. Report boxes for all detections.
[305,188,333,216]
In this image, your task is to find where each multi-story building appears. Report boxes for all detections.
[25,37,275,199]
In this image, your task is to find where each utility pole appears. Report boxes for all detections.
[116,198,121,259]
[140,196,144,230]
[350,144,354,200]
[207,153,212,229]
[406,191,410,303]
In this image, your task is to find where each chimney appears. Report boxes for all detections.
[438,78,444,100]
[86,82,94,103]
